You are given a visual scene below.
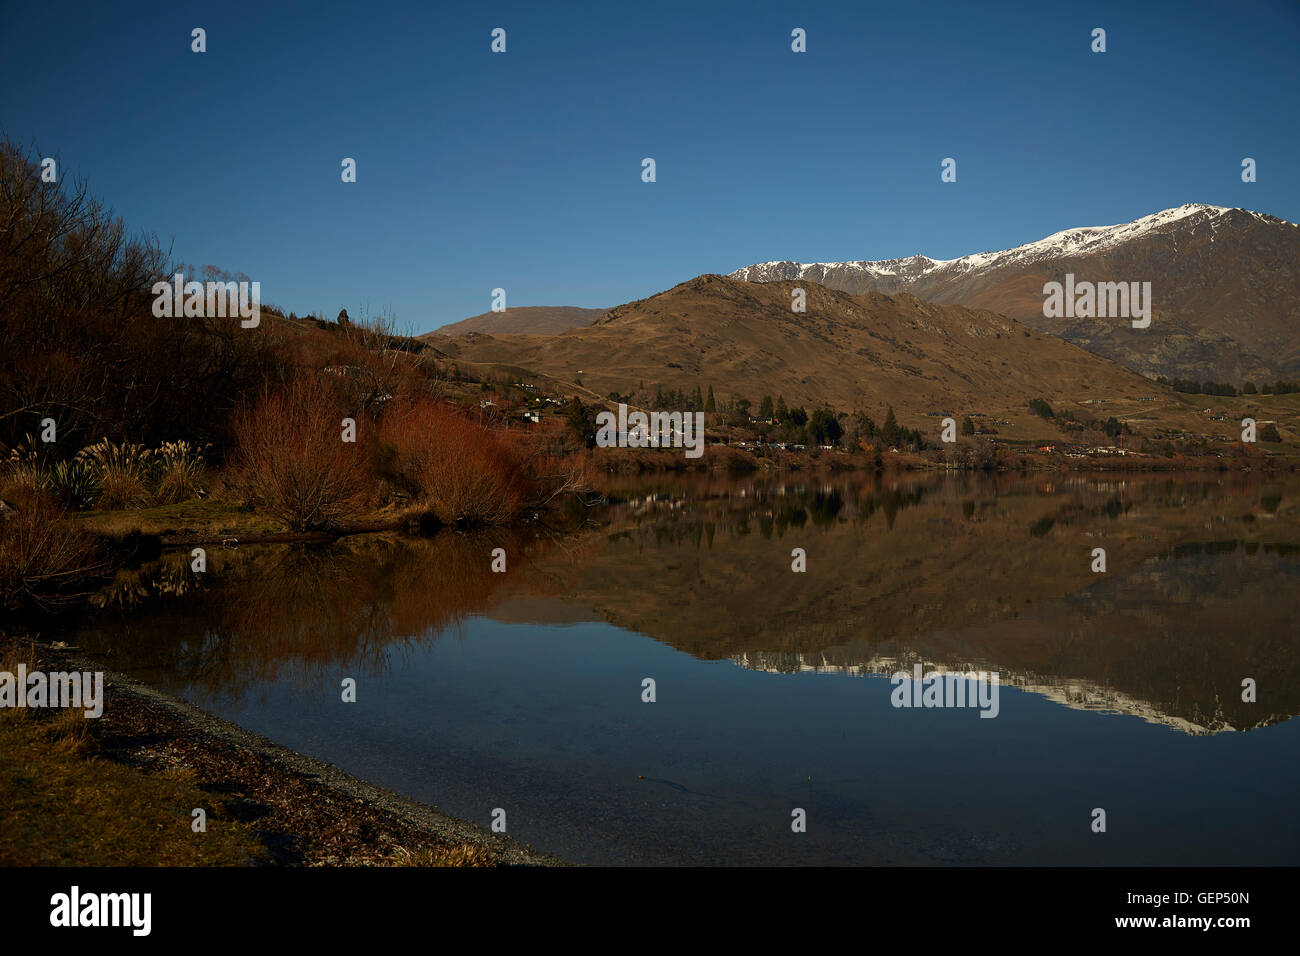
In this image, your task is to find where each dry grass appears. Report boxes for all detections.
[77,440,155,509]
[0,718,265,866]
[95,467,152,509]
[0,644,263,866]
[0,460,49,504]
[391,843,498,867]
[75,496,284,539]
[153,441,208,505]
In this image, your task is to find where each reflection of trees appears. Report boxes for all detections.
[556,473,1300,732]
[85,529,552,700]
[555,471,1300,647]
[75,473,1300,730]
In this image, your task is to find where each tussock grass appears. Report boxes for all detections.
[391,843,498,867]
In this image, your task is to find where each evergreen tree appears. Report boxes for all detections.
[882,405,899,444]
[824,412,843,446]
[759,395,774,420]
[775,395,788,424]
[809,408,828,444]
[855,411,876,439]
[566,397,597,448]
[705,385,716,412]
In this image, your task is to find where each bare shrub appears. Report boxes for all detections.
[0,136,283,455]
[328,307,443,411]
[0,497,108,611]
[232,376,372,531]
[377,397,524,525]
[501,420,594,505]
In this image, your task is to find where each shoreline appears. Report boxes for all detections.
[2,637,566,867]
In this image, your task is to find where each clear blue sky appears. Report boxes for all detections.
[2,0,1296,333]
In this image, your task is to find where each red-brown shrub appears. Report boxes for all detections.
[232,376,373,531]
[378,397,525,525]
[0,496,108,612]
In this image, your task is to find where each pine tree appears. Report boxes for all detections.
[856,411,876,439]
[705,385,716,412]
[882,405,899,444]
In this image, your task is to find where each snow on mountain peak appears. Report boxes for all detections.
[729,204,1286,283]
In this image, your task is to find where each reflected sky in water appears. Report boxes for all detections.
[71,472,1300,864]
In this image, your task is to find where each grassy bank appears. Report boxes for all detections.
[0,637,559,867]
[0,640,263,865]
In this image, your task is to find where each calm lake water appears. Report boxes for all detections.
[70,472,1300,865]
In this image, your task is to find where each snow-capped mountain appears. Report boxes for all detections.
[731,205,1300,382]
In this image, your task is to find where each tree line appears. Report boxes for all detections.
[1157,377,1300,397]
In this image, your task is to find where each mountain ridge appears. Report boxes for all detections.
[730,204,1300,383]
[435,305,607,336]
[423,272,1233,442]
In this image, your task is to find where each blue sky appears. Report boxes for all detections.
[2,0,1296,333]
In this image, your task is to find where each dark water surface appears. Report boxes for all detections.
[70,473,1300,864]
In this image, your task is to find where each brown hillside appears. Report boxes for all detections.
[424,273,1212,439]
[435,305,606,336]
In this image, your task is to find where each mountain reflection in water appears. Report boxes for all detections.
[69,472,1300,864]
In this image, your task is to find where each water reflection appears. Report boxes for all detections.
[65,472,1300,864]
[79,472,1300,733]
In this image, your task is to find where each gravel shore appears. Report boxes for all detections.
[7,637,565,867]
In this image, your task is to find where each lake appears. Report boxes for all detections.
[68,472,1300,865]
